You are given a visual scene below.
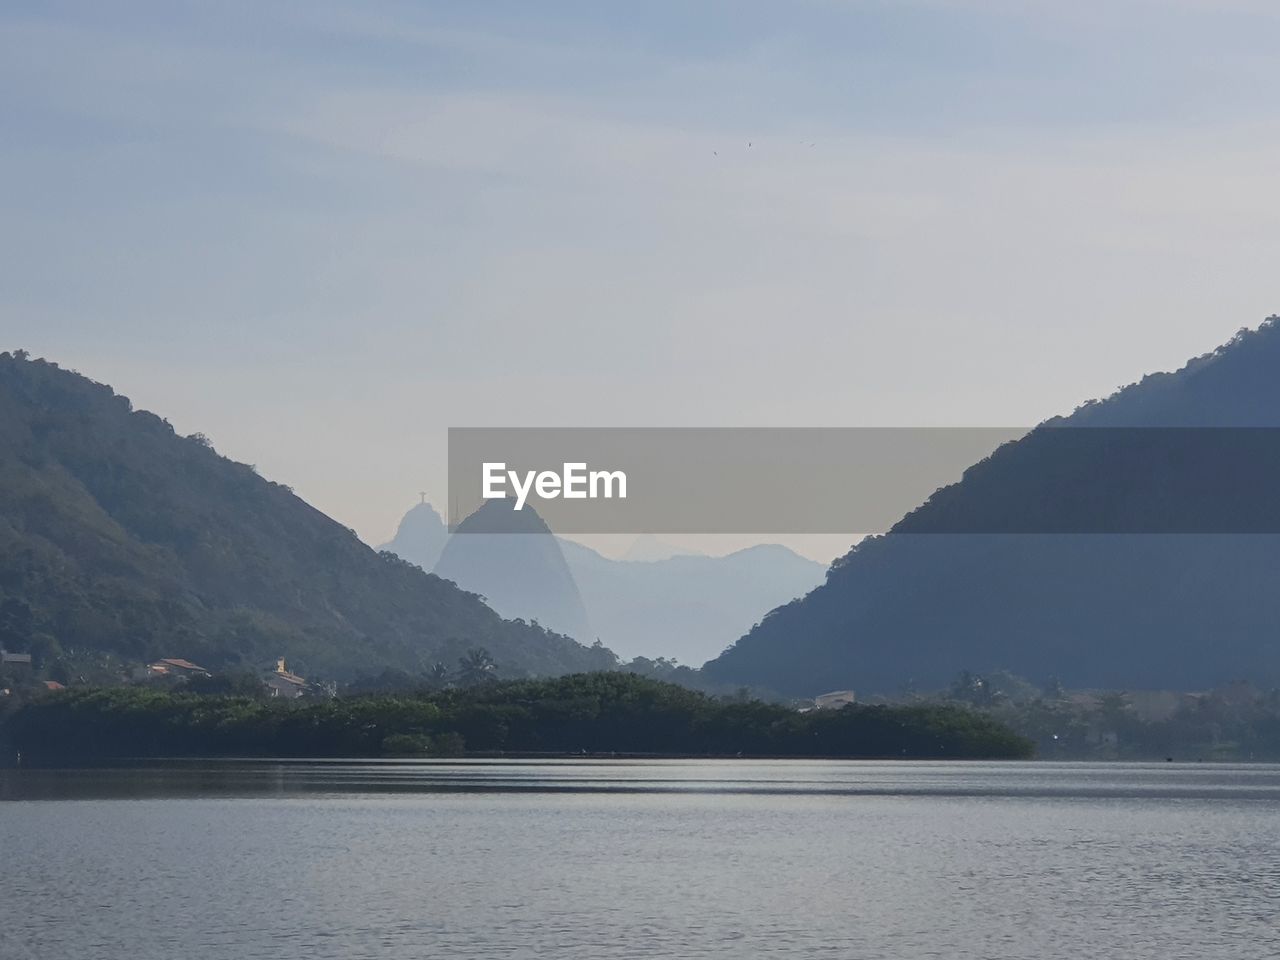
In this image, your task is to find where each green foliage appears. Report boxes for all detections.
[2,673,1033,762]
[936,673,1280,760]
[183,671,270,698]
[457,648,496,686]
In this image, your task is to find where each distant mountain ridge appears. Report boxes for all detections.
[704,317,1280,696]
[0,352,617,679]
[557,538,826,663]
[381,502,827,663]
[620,535,702,562]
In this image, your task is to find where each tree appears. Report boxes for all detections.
[457,648,497,686]
[1097,692,1132,731]
[425,662,451,689]
[0,598,33,651]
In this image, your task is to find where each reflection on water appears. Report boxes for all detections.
[4,757,1280,801]
[2,760,1279,959]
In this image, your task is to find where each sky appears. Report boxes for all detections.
[3,0,1280,561]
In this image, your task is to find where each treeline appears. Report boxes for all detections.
[2,672,1032,763]
[931,670,1280,761]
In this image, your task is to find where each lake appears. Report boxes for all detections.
[2,760,1278,959]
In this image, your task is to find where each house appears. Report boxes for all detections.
[41,680,65,692]
[263,657,308,699]
[147,658,212,679]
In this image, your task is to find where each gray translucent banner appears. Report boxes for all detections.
[448,427,1280,534]
[447,427,1021,533]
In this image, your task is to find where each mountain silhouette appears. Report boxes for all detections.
[432,499,593,642]
[703,317,1280,696]
[620,535,702,562]
[558,539,826,663]
[379,500,448,571]
[0,351,617,679]
[380,502,827,662]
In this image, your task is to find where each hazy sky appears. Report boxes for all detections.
[3,1,1279,560]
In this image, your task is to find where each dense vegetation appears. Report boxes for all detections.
[705,318,1280,695]
[0,351,617,679]
[1,673,1033,762]
[935,670,1280,761]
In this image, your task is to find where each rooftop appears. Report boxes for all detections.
[153,658,208,672]
[266,672,307,687]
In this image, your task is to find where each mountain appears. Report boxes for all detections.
[432,500,593,642]
[379,501,448,571]
[558,539,827,663]
[379,501,827,663]
[620,535,702,562]
[703,318,1280,696]
[0,351,617,679]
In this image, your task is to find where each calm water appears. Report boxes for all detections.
[2,760,1278,959]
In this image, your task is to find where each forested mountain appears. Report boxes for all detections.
[703,318,1280,696]
[0,352,616,679]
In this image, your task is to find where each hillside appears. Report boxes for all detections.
[703,318,1280,696]
[0,352,617,679]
